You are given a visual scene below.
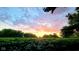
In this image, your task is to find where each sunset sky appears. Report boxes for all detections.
[0,7,76,37]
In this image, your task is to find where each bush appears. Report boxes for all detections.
[0,38,79,51]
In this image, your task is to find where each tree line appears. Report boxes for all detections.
[0,29,59,38]
[0,29,37,38]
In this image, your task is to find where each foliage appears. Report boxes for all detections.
[0,29,37,38]
[43,7,56,13]
[61,7,79,37]
[0,29,23,37]
[0,37,79,51]
[61,26,74,37]
[24,33,37,38]
[43,33,59,38]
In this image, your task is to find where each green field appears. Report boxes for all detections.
[0,37,79,51]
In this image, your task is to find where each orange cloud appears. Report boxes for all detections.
[35,25,59,33]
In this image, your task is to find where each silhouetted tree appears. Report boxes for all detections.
[52,33,59,38]
[61,26,74,37]
[0,29,23,37]
[24,33,37,38]
[43,33,58,38]
[76,7,79,12]
[65,7,79,35]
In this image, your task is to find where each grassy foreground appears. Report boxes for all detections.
[0,37,79,51]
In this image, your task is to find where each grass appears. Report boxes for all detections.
[0,37,79,51]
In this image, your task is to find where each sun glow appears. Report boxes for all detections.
[32,31,61,38]
[21,28,61,38]
[56,32,61,37]
[33,31,52,37]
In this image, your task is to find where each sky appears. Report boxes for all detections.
[0,7,76,37]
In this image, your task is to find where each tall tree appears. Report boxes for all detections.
[66,8,79,32]
[61,7,79,37]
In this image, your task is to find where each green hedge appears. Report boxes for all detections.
[0,38,79,51]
